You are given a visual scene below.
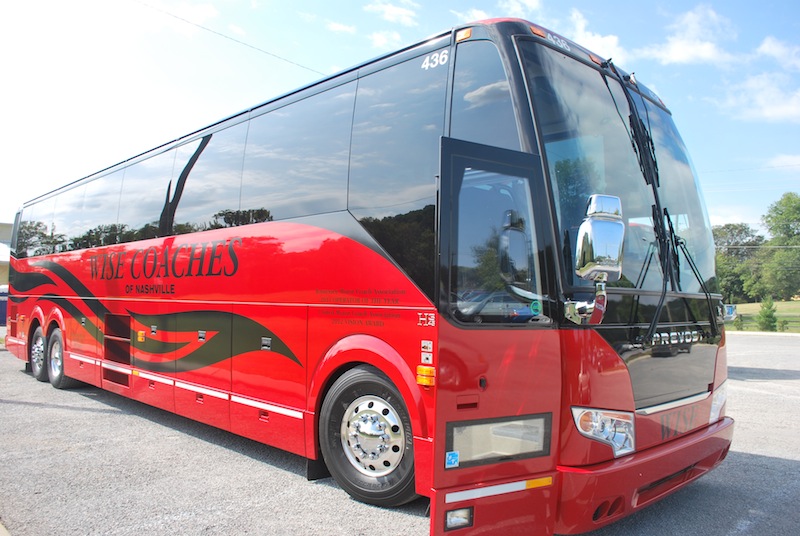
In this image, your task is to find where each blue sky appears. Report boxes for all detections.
[1,0,799,238]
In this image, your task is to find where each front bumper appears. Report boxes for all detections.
[555,416,734,534]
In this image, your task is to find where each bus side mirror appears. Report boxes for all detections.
[574,195,624,283]
[566,195,624,325]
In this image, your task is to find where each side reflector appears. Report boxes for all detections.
[709,381,727,424]
[417,365,436,386]
[526,476,553,489]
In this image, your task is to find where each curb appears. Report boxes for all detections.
[725,330,800,337]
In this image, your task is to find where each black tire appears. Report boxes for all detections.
[29,326,49,382]
[47,328,77,389]
[319,365,417,507]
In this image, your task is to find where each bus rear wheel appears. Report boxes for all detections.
[319,365,417,507]
[47,328,77,389]
[30,326,49,382]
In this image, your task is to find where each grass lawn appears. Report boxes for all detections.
[729,300,800,333]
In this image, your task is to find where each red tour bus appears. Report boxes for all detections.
[6,19,732,535]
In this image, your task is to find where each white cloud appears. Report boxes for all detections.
[718,72,800,123]
[757,36,800,71]
[635,5,736,65]
[497,0,542,18]
[767,154,800,169]
[450,9,491,23]
[464,81,511,109]
[567,9,628,65]
[327,21,356,34]
[364,1,419,27]
[368,30,403,50]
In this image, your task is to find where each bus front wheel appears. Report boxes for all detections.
[319,365,417,507]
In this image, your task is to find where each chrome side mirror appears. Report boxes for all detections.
[566,195,625,325]
[574,195,624,282]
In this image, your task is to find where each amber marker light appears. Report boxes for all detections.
[416,365,436,386]
[589,54,604,66]
[530,25,547,39]
[456,28,472,42]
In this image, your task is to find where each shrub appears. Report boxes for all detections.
[756,296,778,332]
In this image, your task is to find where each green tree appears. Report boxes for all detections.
[209,208,273,228]
[359,205,436,300]
[71,224,131,249]
[15,221,47,258]
[712,223,764,303]
[471,230,505,293]
[756,296,778,332]
[755,192,800,301]
[756,246,800,301]
[763,192,800,240]
[713,223,765,262]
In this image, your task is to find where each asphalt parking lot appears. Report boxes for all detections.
[1,330,798,535]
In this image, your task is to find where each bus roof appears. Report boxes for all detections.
[19,18,666,210]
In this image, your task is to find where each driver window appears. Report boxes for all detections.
[452,169,544,324]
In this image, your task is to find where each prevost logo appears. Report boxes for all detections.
[651,330,702,346]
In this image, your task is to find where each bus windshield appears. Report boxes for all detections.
[521,41,717,294]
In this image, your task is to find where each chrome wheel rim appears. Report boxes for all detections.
[340,395,406,478]
[31,336,46,374]
[49,338,63,378]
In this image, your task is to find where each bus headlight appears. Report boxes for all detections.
[709,381,727,424]
[571,407,635,457]
[446,414,551,469]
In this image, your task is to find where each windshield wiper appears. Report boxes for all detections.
[600,65,661,188]
[633,239,656,289]
[601,61,674,342]
[664,208,721,337]
[601,61,719,341]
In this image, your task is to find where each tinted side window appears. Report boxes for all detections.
[117,149,177,242]
[17,197,55,258]
[451,40,520,151]
[75,171,123,248]
[10,211,21,258]
[241,82,355,222]
[349,51,448,301]
[173,122,248,234]
[51,184,86,252]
